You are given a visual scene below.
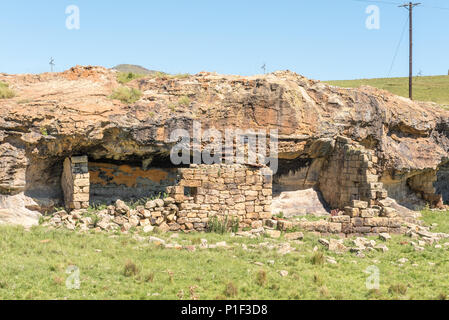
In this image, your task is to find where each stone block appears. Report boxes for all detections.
[330,215,350,223]
[71,156,88,164]
[352,200,368,209]
[328,222,342,233]
[351,217,364,227]
[344,207,359,217]
[360,209,375,218]
[277,220,293,231]
[354,227,371,233]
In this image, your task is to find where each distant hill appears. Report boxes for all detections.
[325,75,449,108]
[112,64,159,75]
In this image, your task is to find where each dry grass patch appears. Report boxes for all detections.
[0,82,15,99]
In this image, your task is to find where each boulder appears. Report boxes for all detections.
[115,200,130,215]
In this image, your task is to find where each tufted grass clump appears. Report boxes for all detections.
[109,86,142,104]
[0,82,15,99]
[310,251,325,265]
[224,281,238,298]
[256,270,267,287]
[178,95,191,107]
[117,72,146,84]
[206,215,239,234]
[123,260,139,277]
[388,283,408,295]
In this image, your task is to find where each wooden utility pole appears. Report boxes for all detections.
[399,2,420,100]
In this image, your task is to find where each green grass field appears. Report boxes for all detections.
[326,75,449,108]
[1,210,449,300]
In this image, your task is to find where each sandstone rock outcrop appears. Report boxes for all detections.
[1,65,448,226]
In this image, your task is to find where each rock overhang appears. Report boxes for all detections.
[1,65,449,226]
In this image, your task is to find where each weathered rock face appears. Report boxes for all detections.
[0,65,449,225]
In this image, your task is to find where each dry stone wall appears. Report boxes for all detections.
[408,170,444,208]
[269,137,418,237]
[271,198,411,237]
[58,144,418,236]
[319,136,387,209]
[60,158,273,232]
[61,156,90,210]
[170,164,273,230]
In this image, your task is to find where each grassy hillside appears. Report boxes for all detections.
[326,75,449,108]
[112,64,159,75]
[1,210,449,300]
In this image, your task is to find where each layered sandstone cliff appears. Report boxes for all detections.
[1,66,448,226]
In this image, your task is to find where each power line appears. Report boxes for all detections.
[421,5,449,11]
[387,15,409,77]
[351,0,402,5]
[350,0,449,10]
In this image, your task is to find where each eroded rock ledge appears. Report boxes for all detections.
[1,66,448,228]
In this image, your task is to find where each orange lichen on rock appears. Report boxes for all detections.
[89,162,174,187]
[61,65,111,81]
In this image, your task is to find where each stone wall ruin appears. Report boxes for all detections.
[57,135,439,235]
[172,164,273,230]
[60,158,273,232]
[61,156,90,210]
[318,136,387,209]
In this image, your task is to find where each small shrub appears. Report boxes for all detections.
[173,73,190,79]
[148,111,155,118]
[270,283,280,291]
[388,283,408,295]
[319,285,329,298]
[313,273,323,285]
[144,272,155,283]
[256,270,267,287]
[207,215,239,234]
[224,281,238,298]
[53,276,64,285]
[154,71,167,78]
[123,260,139,277]
[437,292,448,300]
[0,82,15,99]
[177,289,185,300]
[117,72,145,84]
[167,270,175,284]
[310,252,325,265]
[40,127,48,136]
[149,72,188,79]
[207,216,226,234]
[367,289,382,299]
[89,215,99,227]
[178,96,191,107]
[230,217,240,233]
[109,86,142,104]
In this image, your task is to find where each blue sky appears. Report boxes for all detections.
[0,0,448,80]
